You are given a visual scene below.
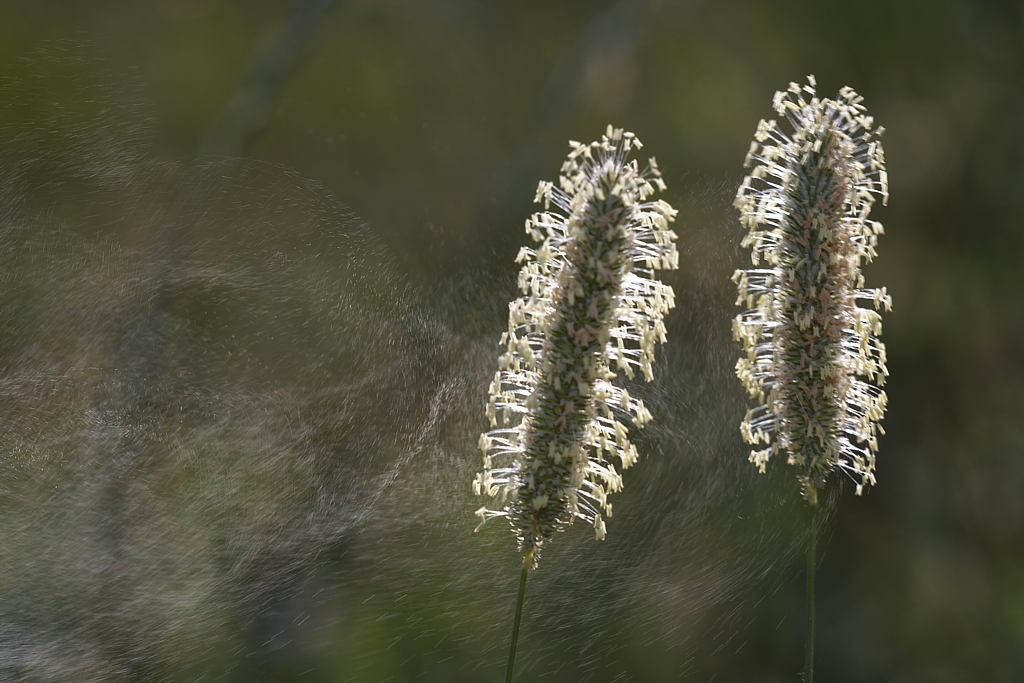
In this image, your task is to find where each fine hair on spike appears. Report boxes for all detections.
[474,125,679,566]
[732,77,890,506]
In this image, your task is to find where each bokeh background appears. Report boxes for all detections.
[0,1,1022,681]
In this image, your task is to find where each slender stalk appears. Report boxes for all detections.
[505,548,534,683]
[804,503,817,682]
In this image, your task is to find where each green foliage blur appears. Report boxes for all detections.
[1,1,1022,681]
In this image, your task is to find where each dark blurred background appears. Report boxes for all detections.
[0,1,1021,681]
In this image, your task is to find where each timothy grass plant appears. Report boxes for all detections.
[732,77,890,681]
[473,126,678,681]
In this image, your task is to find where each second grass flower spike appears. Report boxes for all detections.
[732,76,890,506]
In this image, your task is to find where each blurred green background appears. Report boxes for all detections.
[0,1,1022,681]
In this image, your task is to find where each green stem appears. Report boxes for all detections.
[804,503,817,683]
[505,548,534,683]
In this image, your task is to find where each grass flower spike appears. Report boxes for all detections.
[475,125,678,563]
[733,76,890,506]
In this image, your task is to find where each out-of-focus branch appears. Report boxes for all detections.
[135,0,343,368]
[200,0,341,159]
